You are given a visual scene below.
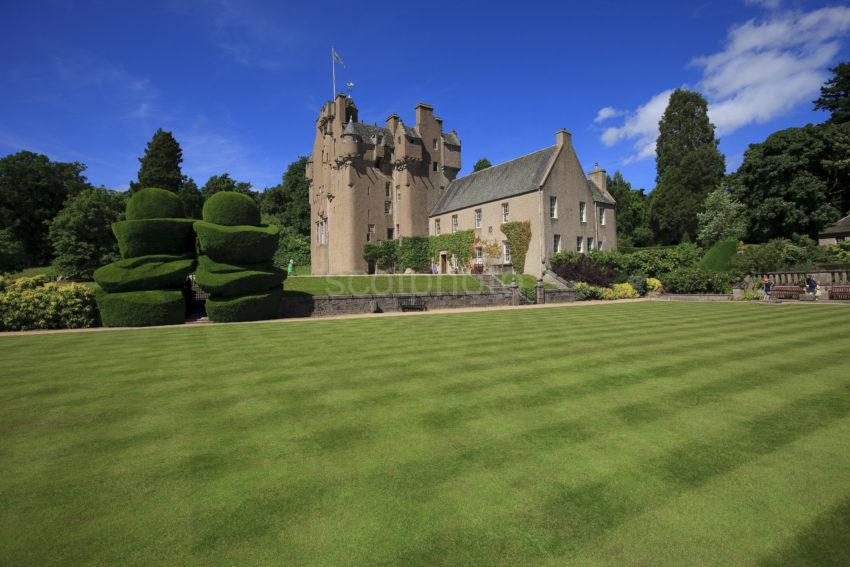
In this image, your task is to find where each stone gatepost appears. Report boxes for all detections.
[536,279,545,304]
[510,281,519,306]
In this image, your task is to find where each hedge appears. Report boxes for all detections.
[112,219,195,258]
[202,191,261,226]
[125,188,185,220]
[94,286,186,327]
[0,278,98,331]
[93,254,196,293]
[205,288,282,322]
[699,237,739,272]
[398,236,430,272]
[193,221,279,264]
[195,255,285,297]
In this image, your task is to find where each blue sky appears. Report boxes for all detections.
[2,0,849,192]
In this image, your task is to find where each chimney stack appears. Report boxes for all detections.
[556,129,572,148]
[588,162,607,193]
[415,103,434,126]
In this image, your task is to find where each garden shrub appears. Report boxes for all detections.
[565,243,702,278]
[398,236,430,272]
[698,237,739,272]
[574,282,603,301]
[626,273,648,296]
[551,251,619,287]
[125,188,184,220]
[660,268,732,294]
[377,240,399,271]
[272,226,310,271]
[0,279,98,331]
[601,282,640,300]
[195,255,285,297]
[205,288,282,322]
[194,192,281,322]
[193,221,279,265]
[93,255,196,293]
[520,286,536,303]
[202,191,261,226]
[113,218,195,258]
[94,287,185,327]
[646,277,663,293]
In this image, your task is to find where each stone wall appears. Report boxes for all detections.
[655,294,731,302]
[544,289,577,303]
[281,290,514,318]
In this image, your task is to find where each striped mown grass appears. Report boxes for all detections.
[1,302,849,565]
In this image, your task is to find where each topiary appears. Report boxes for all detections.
[94,286,186,327]
[93,254,196,293]
[113,218,196,258]
[202,191,261,226]
[125,187,184,220]
[194,255,285,297]
[193,221,279,265]
[205,288,282,322]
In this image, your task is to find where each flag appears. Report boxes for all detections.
[332,49,344,66]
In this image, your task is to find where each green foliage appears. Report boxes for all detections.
[93,255,196,293]
[652,89,725,244]
[363,242,379,262]
[260,156,310,235]
[472,158,492,172]
[0,227,27,273]
[176,178,204,219]
[0,150,91,265]
[601,282,640,300]
[376,240,399,271]
[814,61,850,124]
[398,236,430,272]
[550,251,619,287]
[48,187,126,280]
[201,173,256,201]
[272,225,310,270]
[113,218,196,259]
[0,278,98,331]
[573,282,602,301]
[429,230,475,267]
[698,237,739,273]
[732,122,850,241]
[126,187,184,220]
[205,288,282,322]
[132,129,183,193]
[646,277,663,293]
[626,273,648,296]
[730,237,817,275]
[553,243,702,279]
[194,221,279,265]
[661,268,732,294]
[202,191,261,226]
[500,222,531,273]
[94,287,186,327]
[606,171,653,246]
[697,186,747,246]
[195,255,284,298]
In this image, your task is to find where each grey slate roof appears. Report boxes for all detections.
[587,179,616,205]
[820,215,850,236]
[431,146,557,216]
[442,131,461,146]
[344,120,394,146]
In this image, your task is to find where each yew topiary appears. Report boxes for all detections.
[93,255,195,293]
[202,191,261,226]
[113,218,195,258]
[94,287,186,327]
[125,187,185,220]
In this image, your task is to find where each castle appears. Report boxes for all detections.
[307,95,617,277]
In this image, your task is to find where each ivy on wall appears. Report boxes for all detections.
[429,230,475,266]
[501,221,532,274]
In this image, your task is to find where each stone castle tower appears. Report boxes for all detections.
[306,94,461,274]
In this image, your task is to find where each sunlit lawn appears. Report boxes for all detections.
[1,302,849,565]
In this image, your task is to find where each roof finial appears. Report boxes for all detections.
[594,162,599,171]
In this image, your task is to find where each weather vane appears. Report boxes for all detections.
[346,81,354,96]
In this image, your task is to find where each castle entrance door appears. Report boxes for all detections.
[440,253,447,274]
[367,259,376,274]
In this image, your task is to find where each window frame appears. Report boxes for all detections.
[501,202,509,222]
[435,219,441,236]
[474,208,482,229]
[451,214,458,233]
[553,234,561,253]
[579,201,587,223]
[549,196,558,219]
[502,241,512,264]
[576,236,584,253]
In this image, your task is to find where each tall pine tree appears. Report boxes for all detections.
[650,89,725,244]
[131,129,184,193]
[814,61,850,125]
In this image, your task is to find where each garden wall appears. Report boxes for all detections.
[280,290,515,318]
[543,289,577,303]
[655,294,732,302]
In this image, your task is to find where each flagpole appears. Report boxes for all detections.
[331,47,336,99]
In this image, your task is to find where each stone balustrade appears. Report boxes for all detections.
[753,270,850,286]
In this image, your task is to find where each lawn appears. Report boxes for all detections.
[283,274,485,296]
[1,302,849,565]
[497,273,556,289]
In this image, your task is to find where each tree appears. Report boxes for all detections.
[0,228,27,273]
[472,158,492,172]
[131,129,183,193]
[49,187,125,280]
[696,185,747,246]
[259,156,310,235]
[201,173,256,201]
[733,123,850,241]
[0,150,91,266]
[606,171,653,247]
[814,61,850,124]
[651,89,725,244]
[177,178,204,219]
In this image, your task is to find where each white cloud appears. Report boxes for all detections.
[745,0,781,10]
[594,106,627,123]
[598,6,850,163]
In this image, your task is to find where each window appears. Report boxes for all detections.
[579,202,587,223]
[367,186,370,196]
[501,203,509,222]
[587,237,594,251]
[550,196,558,219]
[475,247,483,264]
[433,161,439,172]
[451,214,458,233]
[433,138,438,150]
[474,208,482,228]
[387,228,394,240]
[599,208,606,226]
[435,219,441,235]
[366,224,375,242]
[384,201,392,214]
[375,158,381,168]
[385,182,391,197]
[553,234,561,253]
[396,190,400,203]
[598,239,604,250]
[396,223,399,237]
[502,241,512,264]
[317,220,327,245]
[576,236,584,253]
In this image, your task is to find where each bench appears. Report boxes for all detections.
[398,295,426,312]
[829,285,850,300]
[771,285,804,300]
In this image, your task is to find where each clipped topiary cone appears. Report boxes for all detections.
[93,188,197,327]
[194,192,284,322]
